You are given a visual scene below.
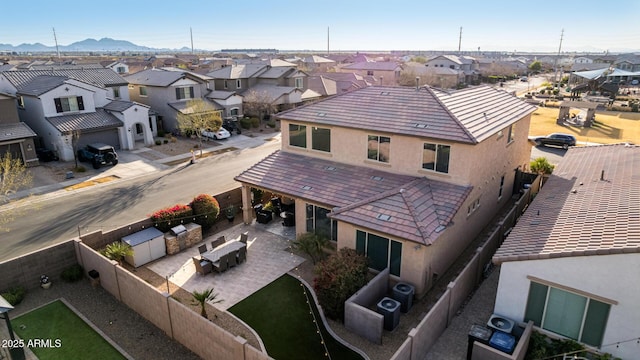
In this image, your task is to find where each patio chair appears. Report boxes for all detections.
[198,244,208,254]
[213,254,228,273]
[211,236,226,249]
[193,257,212,275]
[240,232,248,244]
[237,246,247,264]
[228,252,238,268]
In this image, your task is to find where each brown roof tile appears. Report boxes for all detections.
[493,144,640,264]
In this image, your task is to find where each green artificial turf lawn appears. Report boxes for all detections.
[13,300,126,360]
[229,274,363,360]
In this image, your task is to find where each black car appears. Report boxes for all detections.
[36,148,59,162]
[77,143,118,169]
[223,119,241,135]
[533,133,577,149]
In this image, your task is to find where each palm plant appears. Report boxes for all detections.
[293,232,329,264]
[100,241,133,266]
[530,157,555,175]
[192,288,223,319]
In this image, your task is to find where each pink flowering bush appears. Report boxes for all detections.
[150,204,193,232]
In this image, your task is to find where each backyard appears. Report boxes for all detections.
[13,300,127,360]
[229,274,363,360]
[529,107,640,144]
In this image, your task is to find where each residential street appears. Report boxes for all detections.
[0,140,279,262]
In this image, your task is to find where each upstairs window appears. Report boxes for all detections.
[367,135,390,163]
[367,70,374,76]
[139,86,147,96]
[18,96,24,108]
[113,88,120,99]
[498,175,505,199]
[422,143,450,173]
[289,124,307,148]
[224,80,228,89]
[54,96,84,113]
[507,124,516,143]
[295,77,303,89]
[175,86,194,100]
[311,127,330,152]
[236,79,242,89]
[116,66,126,73]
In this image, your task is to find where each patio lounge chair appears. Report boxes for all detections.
[193,257,212,275]
[237,246,247,264]
[213,254,229,273]
[211,236,226,249]
[198,244,208,254]
[240,232,248,244]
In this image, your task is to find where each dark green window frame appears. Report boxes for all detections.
[355,230,401,276]
[289,124,307,148]
[311,127,331,152]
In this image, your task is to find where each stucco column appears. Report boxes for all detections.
[241,185,253,224]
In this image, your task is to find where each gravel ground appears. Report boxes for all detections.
[9,280,201,360]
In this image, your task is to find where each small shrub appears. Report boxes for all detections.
[266,119,276,128]
[1,286,26,306]
[193,144,199,148]
[552,89,559,95]
[60,263,85,282]
[530,157,555,175]
[150,204,193,232]
[239,117,252,129]
[100,241,134,266]
[250,117,260,128]
[190,194,220,229]
[294,233,329,264]
[314,248,369,320]
[632,103,639,112]
[163,139,169,144]
[157,130,166,137]
[74,166,86,172]
[155,140,162,145]
[170,136,177,143]
[540,89,546,94]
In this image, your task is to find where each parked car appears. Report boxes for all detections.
[520,76,528,82]
[533,133,576,149]
[632,79,639,86]
[36,148,59,162]
[223,119,241,135]
[202,127,231,140]
[77,143,118,169]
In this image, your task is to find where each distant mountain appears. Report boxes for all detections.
[0,38,191,53]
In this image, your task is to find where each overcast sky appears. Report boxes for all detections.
[2,0,639,53]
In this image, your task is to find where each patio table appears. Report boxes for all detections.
[202,241,246,264]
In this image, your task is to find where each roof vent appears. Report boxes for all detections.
[435,225,446,233]
[324,166,336,171]
[317,112,326,117]
[377,214,391,221]
[301,185,313,190]
[371,175,384,181]
[380,91,390,95]
[415,123,428,128]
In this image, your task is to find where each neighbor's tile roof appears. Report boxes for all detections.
[206,64,266,79]
[0,123,37,142]
[493,144,640,264]
[45,109,123,133]
[342,61,401,71]
[276,85,535,144]
[303,55,335,64]
[16,75,69,96]
[207,90,239,100]
[1,68,127,88]
[124,68,210,87]
[235,151,470,244]
[102,100,148,113]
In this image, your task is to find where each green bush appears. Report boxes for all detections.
[632,103,639,112]
[313,248,369,320]
[1,286,26,306]
[74,166,86,172]
[552,89,559,95]
[239,117,252,129]
[155,140,162,145]
[293,232,329,264]
[163,139,169,144]
[60,264,85,282]
[157,130,166,137]
[540,89,546,94]
[530,157,555,175]
[266,119,276,128]
[250,117,260,128]
[190,194,220,229]
[150,204,193,232]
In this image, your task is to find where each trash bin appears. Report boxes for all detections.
[88,270,100,287]
[467,324,493,360]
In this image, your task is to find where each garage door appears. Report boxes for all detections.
[77,129,120,149]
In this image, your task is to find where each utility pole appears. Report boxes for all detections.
[190,27,194,54]
[458,27,462,54]
[553,29,564,88]
[327,27,330,56]
[52,27,60,62]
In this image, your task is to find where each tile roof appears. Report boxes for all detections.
[342,61,401,71]
[308,76,337,96]
[1,69,127,88]
[207,90,240,100]
[15,75,69,96]
[45,109,123,133]
[276,85,534,144]
[235,151,470,244]
[493,144,640,264]
[303,55,335,64]
[102,100,148,113]
[206,64,266,79]
[124,68,210,86]
[258,66,296,79]
[0,123,37,142]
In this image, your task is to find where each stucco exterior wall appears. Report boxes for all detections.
[39,85,97,117]
[495,254,640,359]
[0,96,19,124]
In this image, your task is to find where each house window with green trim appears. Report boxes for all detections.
[311,127,330,152]
[139,86,147,96]
[525,281,611,347]
[289,124,307,148]
[355,230,402,276]
[305,204,338,241]
[175,86,194,100]
[367,135,390,163]
[422,143,450,173]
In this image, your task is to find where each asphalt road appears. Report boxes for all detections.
[0,141,279,262]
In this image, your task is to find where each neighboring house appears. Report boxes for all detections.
[0,68,154,160]
[235,85,536,297]
[313,72,373,94]
[125,67,216,132]
[206,90,244,120]
[337,61,402,86]
[301,55,336,72]
[307,75,338,97]
[424,55,480,85]
[101,61,129,74]
[206,64,310,112]
[0,92,38,166]
[613,54,640,72]
[573,56,594,64]
[492,144,640,359]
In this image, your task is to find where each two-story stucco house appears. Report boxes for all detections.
[125,68,219,132]
[425,55,480,86]
[0,68,155,161]
[337,61,402,86]
[235,85,536,297]
[492,144,640,359]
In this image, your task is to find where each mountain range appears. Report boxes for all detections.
[0,37,192,53]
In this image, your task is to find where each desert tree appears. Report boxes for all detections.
[71,129,81,169]
[191,288,223,319]
[243,90,277,123]
[176,99,222,157]
[0,151,33,231]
